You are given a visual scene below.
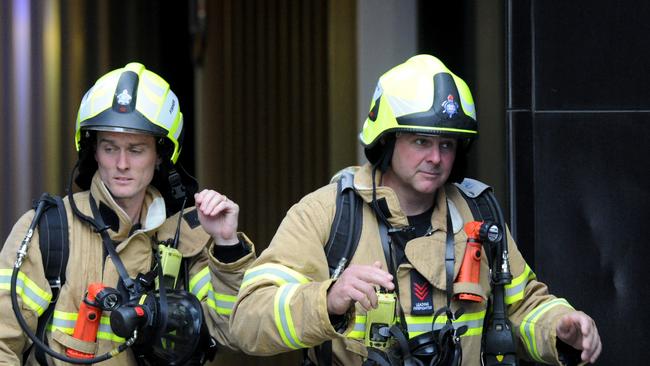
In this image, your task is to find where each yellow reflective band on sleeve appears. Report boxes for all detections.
[50,311,125,342]
[189,266,211,300]
[505,264,536,305]
[347,315,367,339]
[206,288,237,315]
[0,269,52,316]
[241,263,310,289]
[187,267,236,315]
[274,283,308,350]
[520,298,574,362]
[405,309,486,338]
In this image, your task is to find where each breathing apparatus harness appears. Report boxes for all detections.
[317,168,518,366]
[362,164,467,366]
[462,184,518,366]
[11,162,213,365]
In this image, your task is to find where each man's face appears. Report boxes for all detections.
[95,131,159,208]
[386,133,457,197]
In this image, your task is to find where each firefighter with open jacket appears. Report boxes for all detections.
[0,63,255,365]
[230,55,601,365]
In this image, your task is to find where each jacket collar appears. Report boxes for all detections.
[89,172,167,240]
[351,163,462,233]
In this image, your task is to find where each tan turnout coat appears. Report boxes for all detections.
[232,164,576,365]
[0,173,255,365]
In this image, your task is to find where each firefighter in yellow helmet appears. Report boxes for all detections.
[0,62,255,365]
[230,55,601,365]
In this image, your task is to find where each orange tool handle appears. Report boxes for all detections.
[456,222,484,302]
[65,283,105,359]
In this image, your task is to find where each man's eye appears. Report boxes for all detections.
[441,141,456,150]
[130,148,144,154]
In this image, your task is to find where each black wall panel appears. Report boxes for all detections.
[532,113,649,366]
[508,0,650,364]
[507,111,535,265]
[534,2,650,110]
[506,0,531,110]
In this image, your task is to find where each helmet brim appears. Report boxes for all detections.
[80,109,168,137]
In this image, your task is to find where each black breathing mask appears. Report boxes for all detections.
[110,289,210,365]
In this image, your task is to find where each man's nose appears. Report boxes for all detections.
[117,151,129,169]
[425,143,442,164]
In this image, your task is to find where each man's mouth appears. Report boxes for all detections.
[419,170,440,177]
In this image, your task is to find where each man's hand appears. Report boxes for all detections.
[327,261,394,315]
[556,311,602,364]
[194,189,239,246]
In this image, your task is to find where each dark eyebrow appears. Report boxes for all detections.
[97,137,116,145]
[97,138,149,147]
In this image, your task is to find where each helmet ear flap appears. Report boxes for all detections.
[75,131,98,190]
[150,160,198,216]
[376,135,396,173]
[448,141,469,183]
[364,133,396,168]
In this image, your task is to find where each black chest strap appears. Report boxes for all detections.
[444,208,455,309]
[89,196,139,299]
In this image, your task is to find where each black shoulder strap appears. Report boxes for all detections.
[454,178,496,223]
[314,171,363,366]
[455,178,519,365]
[32,193,70,365]
[454,178,503,266]
[37,194,70,293]
[324,171,363,278]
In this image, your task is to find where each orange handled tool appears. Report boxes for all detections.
[456,221,484,302]
[66,283,105,359]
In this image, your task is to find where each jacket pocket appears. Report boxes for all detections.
[327,337,366,365]
[51,329,98,356]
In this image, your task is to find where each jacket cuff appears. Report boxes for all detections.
[318,279,352,340]
[208,232,255,269]
[319,279,355,339]
[211,234,251,263]
[537,303,577,364]
[556,338,584,365]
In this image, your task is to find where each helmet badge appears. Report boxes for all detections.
[116,89,132,112]
[441,94,458,118]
